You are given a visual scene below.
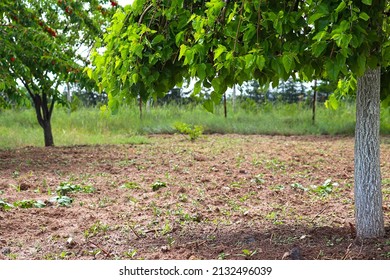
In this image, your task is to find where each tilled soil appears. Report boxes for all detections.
[0,134,389,260]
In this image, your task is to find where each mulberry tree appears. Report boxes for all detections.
[91,0,390,239]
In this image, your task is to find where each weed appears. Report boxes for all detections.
[174,122,204,141]
[325,236,344,247]
[311,179,338,197]
[56,182,95,196]
[271,234,298,245]
[98,196,114,208]
[265,211,284,225]
[123,249,138,259]
[84,221,110,239]
[265,158,285,171]
[218,252,229,260]
[12,171,20,178]
[7,253,18,260]
[290,183,308,192]
[0,198,14,210]
[10,184,21,192]
[251,174,265,185]
[150,201,163,217]
[166,235,175,246]
[126,195,138,204]
[269,185,285,192]
[49,196,73,207]
[13,199,45,209]
[120,182,140,190]
[380,252,390,259]
[151,181,167,192]
[58,251,72,260]
[178,193,188,202]
[230,181,243,189]
[240,249,257,259]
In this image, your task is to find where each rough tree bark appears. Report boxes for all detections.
[354,67,385,239]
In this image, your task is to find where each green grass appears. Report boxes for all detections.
[0,101,389,148]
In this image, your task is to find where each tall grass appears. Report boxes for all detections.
[0,101,389,148]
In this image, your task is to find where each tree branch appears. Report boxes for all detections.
[234,1,245,53]
[138,4,153,26]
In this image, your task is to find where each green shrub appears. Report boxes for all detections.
[174,122,204,141]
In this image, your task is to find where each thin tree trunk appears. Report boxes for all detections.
[312,80,317,124]
[139,96,143,120]
[354,67,384,239]
[232,85,236,113]
[67,82,71,115]
[223,93,227,118]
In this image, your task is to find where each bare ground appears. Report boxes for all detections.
[0,134,390,260]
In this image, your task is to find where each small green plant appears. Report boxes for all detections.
[265,211,284,225]
[84,221,110,238]
[178,193,188,202]
[123,249,138,259]
[218,252,228,260]
[240,249,257,259]
[56,182,95,196]
[120,182,140,190]
[311,179,338,197]
[290,183,308,192]
[174,122,204,141]
[98,196,114,208]
[252,174,265,185]
[161,222,172,235]
[269,185,285,192]
[0,198,14,210]
[325,236,344,247]
[166,235,175,247]
[12,170,20,178]
[49,196,73,207]
[13,199,45,209]
[58,251,72,260]
[151,181,167,192]
[380,252,390,259]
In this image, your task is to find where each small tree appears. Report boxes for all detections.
[0,0,118,146]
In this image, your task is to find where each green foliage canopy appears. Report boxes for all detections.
[0,0,119,145]
[1,0,118,93]
[90,0,390,111]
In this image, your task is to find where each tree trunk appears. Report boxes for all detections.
[42,120,54,147]
[223,93,227,118]
[354,67,384,239]
[312,80,317,124]
[232,85,236,113]
[139,96,143,120]
[32,93,55,147]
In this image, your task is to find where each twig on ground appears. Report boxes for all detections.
[342,243,353,260]
[88,241,111,257]
[309,206,329,224]
[129,225,142,239]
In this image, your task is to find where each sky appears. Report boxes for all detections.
[118,0,134,6]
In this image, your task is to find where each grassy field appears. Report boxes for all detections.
[0,101,389,148]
